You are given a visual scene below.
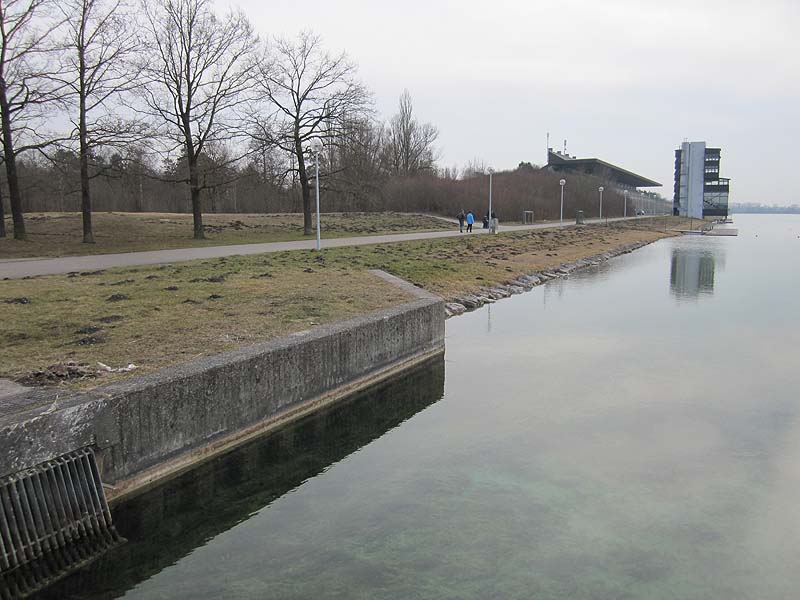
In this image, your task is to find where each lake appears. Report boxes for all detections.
[44,214,800,599]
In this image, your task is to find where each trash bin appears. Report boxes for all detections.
[522,210,534,224]
[575,210,584,225]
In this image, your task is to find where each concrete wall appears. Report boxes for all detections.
[0,271,444,500]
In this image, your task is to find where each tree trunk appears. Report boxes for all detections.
[79,112,94,243]
[0,82,25,240]
[78,34,94,243]
[188,155,204,239]
[133,173,143,212]
[0,182,6,238]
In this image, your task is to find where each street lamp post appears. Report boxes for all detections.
[488,168,494,230]
[559,178,566,226]
[309,138,323,251]
[624,189,628,218]
[598,186,604,221]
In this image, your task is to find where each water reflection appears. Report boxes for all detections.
[670,248,717,300]
[42,356,445,599]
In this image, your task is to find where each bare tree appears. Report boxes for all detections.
[0,0,62,239]
[386,90,438,177]
[246,127,292,202]
[255,31,370,236]
[0,154,5,237]
[438,164,461,181]
[141,0,258,239]
[462,157,488,179]
[324,117,387,210]
[59,0,142,243]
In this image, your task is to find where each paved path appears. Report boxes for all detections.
[0,216,646,279]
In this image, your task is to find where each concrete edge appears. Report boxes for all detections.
[368,269,441,301]
[105,346,444,505]
[91,297,439,400]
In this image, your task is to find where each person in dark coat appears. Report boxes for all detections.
[457,210,466,233]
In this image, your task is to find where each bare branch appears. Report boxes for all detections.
[252,30,371,235]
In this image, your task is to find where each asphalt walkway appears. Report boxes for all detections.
[0,216,643,279]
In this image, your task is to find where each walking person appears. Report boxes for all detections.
[466,211,474,233]
[457,210,466,233]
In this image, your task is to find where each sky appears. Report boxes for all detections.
[225,0,799,204]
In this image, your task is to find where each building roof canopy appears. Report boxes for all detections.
[547,150,661,188]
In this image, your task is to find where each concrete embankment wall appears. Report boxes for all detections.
[0,271,444,502]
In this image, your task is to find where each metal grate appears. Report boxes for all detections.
[0,448,123,599]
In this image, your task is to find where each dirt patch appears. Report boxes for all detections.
[74,335,106,346]
[19,362,99,386]
[75,325,103,335]
[97,315,124,323]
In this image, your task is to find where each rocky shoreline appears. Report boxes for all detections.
[444,239,652,318]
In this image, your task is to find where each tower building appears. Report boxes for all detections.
[673,142,730,218]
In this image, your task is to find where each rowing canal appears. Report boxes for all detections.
[42,215,800,599]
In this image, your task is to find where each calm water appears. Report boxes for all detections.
[45,215,800,599]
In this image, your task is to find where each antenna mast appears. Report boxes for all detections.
[546,132,550,164]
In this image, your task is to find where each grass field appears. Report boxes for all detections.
[1,262,413,387]
[0,212,452,259]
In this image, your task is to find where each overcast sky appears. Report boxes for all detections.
[227,0,798,204]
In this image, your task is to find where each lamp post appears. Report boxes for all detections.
[623,189,628,218]
[559,178,566,226]
[598,186,604,221]
[309,138,323,251]
[488,167,494,230]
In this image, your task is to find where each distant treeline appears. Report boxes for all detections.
[730,203,800,214]
[6,153,630,223]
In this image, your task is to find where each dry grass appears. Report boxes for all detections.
[313,217,687,299]
[0,259,412,387]
[1,217,690,389]
[0,212,451,259]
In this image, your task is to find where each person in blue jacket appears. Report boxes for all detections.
[466,211,474,232]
